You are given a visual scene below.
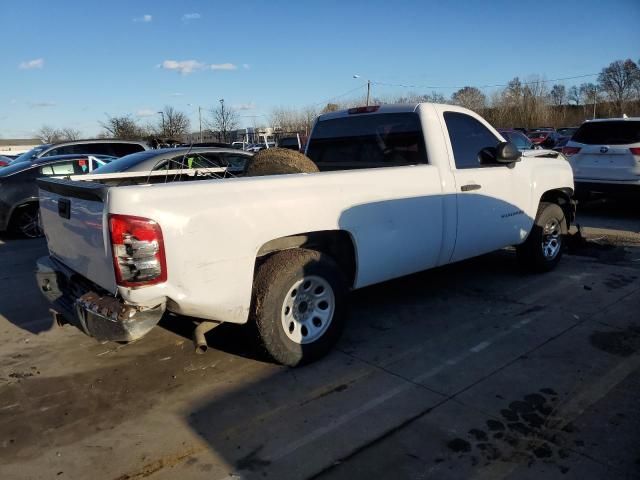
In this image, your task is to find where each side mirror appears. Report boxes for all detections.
[496,141,521,163]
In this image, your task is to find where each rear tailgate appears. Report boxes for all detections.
[571,144,639,181]
[37,178,117,292]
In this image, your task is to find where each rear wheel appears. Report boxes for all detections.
[12,205,43,238]
[517,202,566,272]
[251,248,347,366]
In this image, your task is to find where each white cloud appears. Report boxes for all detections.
[160,59,204,74]
[133,14,152,23]
[182,13,201,21]
[242,64,250,70]
[170,92,184,97]
[136,109,157,117]
[19,58,44,70]
[234,103,256,111]
[30,101,56,108]
[210,63,237,71]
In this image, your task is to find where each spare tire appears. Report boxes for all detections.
[245,148,319,177]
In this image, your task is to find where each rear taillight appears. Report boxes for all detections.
[562,146,581,156]
[109,214,167,287]
[629,147,640,155]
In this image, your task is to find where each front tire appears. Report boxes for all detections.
[12,205,43,238]
[251,248,347,366]
[517,202,566,272]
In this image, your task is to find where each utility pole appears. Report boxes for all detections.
[198,106,202,142]
[366,79,371,107]
[219,98,225,142]
[157,111,165,137]
[593,85,597,119]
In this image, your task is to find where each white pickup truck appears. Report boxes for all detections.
[36,103,575,366]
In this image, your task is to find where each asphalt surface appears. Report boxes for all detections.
[0,197,638,480]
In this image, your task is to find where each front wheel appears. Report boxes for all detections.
[517,202,566,272]
[250,248,347,366]
[12,205,43,238]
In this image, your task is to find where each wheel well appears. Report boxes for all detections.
[540,188,574,231]
[257,230,357,288]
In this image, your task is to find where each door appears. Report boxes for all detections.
[443,111,532,262]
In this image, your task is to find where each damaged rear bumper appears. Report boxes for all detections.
[36,256,165,342]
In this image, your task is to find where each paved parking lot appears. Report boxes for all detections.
[0,198,638,480]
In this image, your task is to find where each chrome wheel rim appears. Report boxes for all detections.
[18,210,43,238]
[541,219,561,260]
[281,275,335,344]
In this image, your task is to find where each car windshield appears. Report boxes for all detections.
[557,128,577,136]
[527,132,548,139]
[572,121,640,145]
[92,150,163,173]
[504,131,532,150]
[11,145,51,164]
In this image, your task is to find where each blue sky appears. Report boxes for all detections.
[1,0,638,137]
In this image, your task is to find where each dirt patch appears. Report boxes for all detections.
[445,388,576,474]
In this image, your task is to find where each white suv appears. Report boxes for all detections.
[562,117,640,194]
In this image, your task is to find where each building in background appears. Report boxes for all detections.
[0,138,42,156]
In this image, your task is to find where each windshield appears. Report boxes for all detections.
[92,150,162,173]
[504,131,532,150]
[527,132,548,139]
[11,145,51,164]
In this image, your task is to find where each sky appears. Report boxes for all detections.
[1,0,639,138]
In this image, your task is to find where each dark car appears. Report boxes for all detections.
[0,155,114,237]
[553,127,580,152]
[497,129,536,151]
[10,139,148,165]
[93,147,253,174]
[527,129,560,149]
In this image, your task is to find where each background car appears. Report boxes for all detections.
[10,139,148,165]
[0,154,114,237]
[527,129,560,149]
[562,117,640,196]
[497,129,537,151]
[92,147,253,174]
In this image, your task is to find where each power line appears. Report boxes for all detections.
[314,84,367,107]
[371,73,600,91]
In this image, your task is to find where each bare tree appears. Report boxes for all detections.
[37,125,62,143]
[207,100,238,142]
[101,115,146,139]
[321,103,340,114]
[59,127,82,141]
[156,106,191,139]
[598,59,640,115]
[567,86,581,106]
[451,86,486,112]
[579,83,598,105]
[549,84,566,106]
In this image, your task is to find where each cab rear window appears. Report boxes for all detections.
[572,121,640,145]
[306,113,427,170]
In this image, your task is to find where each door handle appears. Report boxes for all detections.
[461,183,481,192]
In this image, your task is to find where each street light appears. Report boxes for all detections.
[353,74,371,106]
[187,103,203,142]
[157,111,165,137]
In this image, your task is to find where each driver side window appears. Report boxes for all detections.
[444,112,501,169]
